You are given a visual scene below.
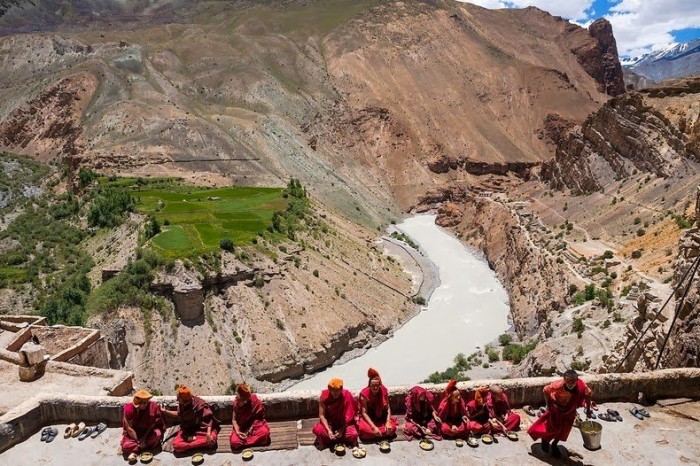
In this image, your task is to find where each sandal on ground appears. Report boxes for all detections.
[607,409,623,422]
[524,405,537,417]
[91,422,107,439]
[598,412,615,422]
[46,428,58,443]
[73,422,85,438]
[40,427,51,442]
[628,407,644,420]
[78,427,93,441]
[637,407,650,418]
[127,453,138,465]
[64,424,76,439]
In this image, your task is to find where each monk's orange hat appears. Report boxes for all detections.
[474,385,489,405]
[237,383,251,398]
[445,379,458,394]
[328,378,343,390]
[133,389,153,406]
[367,368,380,380]
[177,385,193,401]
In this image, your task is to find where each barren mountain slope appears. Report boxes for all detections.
[0,0,621,220]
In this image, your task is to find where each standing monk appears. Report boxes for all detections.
[164,386,220,453]
[528,370,593,457]
[312,378,359,449]
[403,386,441,441]
[465,386,493,435]
[487,384,521,433]
[230,384,271,450]
[436,380,469,439]
[357,368,398,441]
[121,390,165,463]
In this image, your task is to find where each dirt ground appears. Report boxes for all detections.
[1,401,698,465]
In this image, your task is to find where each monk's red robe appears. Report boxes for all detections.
[437,396,469,439]
[312,389,359,449]
[403,386,441,441]
[486,392,521,432]
[121,401,165,455]
[528,379,591,442]
[230,394,271,449]
[357,385,398,441]
[465,400,492,435]
[172,396,221,453]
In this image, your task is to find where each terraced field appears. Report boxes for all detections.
[101,178,288,257]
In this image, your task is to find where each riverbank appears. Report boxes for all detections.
[290,215,510,390]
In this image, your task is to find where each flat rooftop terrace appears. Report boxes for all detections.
[1,400,698,465]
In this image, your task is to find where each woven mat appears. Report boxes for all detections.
[298,418,407,446]
[219,421,298,453]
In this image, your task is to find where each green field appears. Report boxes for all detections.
[110,179,288,258]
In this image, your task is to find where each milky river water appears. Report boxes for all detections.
[289,215,510,391]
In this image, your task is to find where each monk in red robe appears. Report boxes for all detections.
[121,390,165,463]
[528,370,593,457]
[163,386,220,453]
[230,384,271,450]
[403,386,441,441]
[487,384,521,433]
[465,386,493,435]
[312,378,359,449]
[357,368,398,441]
[436,380,469,439]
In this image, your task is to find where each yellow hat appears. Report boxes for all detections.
[328,378,343,390]
[133,389,153,406]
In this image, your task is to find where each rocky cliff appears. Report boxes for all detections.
[570,18,626,97]
[542,76,700,194]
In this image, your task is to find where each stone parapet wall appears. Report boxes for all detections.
[1,368,698,453]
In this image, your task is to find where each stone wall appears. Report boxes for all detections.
[1,368,698,453]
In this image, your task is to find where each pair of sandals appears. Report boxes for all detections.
[64,422,107,440]
[598,409,623,422]
[40,427,58,443]
[628,406,650,420]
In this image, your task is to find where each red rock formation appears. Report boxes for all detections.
[569,18,625,96]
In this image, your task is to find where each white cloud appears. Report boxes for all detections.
[605,0,700,57]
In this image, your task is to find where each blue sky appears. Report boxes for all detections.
[462,0,700,59]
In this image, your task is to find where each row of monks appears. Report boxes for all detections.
[121,368,592,460]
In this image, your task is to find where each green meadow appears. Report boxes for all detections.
[100,178,288,258]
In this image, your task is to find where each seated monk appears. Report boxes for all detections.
[121,390,165,463]
[528,370,593,457]
[163,386,220,454]
[357,368,398,441]
[436,380,469,439]
[312,378,359,449]
[487,384,521,433]
[230,384,271,450]
[403,386,441,441]
[465,386,492,435]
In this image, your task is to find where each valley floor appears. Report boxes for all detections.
[2,401,698,465]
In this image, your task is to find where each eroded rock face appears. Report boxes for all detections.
[542,78,700,194]
[665,220,700,368]
[569,18,625,97]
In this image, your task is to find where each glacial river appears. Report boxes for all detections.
[289,215,510,390]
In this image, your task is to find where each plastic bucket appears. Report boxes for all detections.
[580,420,602,451]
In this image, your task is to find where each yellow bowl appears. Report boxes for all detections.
[241,449,254,461]
[467,437,479,447]
[334,444,346,454]
[379,440,391,453]
[455,439,464,447]
[419,439,434,451]
[139,452,153,463]
[191,453,204,465]
[506,431,519,441]
[481,434,493,444]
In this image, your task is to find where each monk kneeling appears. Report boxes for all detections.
[164,386,220,453]
[230,384,271,450]
[312,378,359,449]
[437,380,469,439]
[487,384,521,433]
[403,386,441,441]
[121,390,165,462]
[465,386,492,436]
[357,368,397,441]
